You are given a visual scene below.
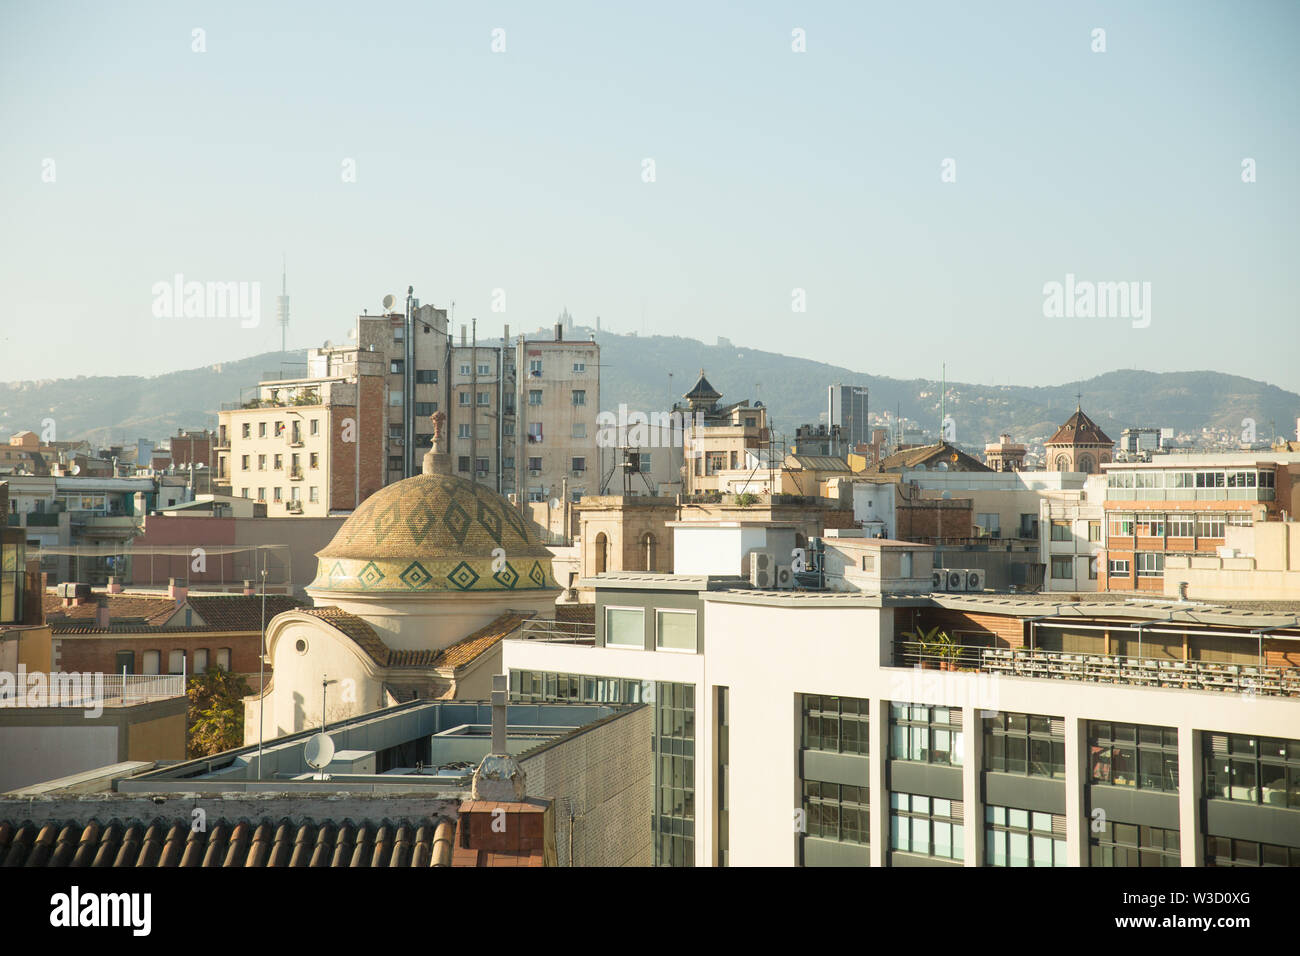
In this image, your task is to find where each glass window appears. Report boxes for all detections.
[985,711,1065,778]
[890,702,962,765]
[1089,721,1179,792]
[656,610,696,651]
[605,607,644,648]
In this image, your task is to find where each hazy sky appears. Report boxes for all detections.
[1,0,1297,391]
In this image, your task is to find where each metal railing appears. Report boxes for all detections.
[0,673,186,708]
[515,619,596,645]
[891,641,1300,698]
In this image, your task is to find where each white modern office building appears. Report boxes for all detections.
[502,524,1300,867]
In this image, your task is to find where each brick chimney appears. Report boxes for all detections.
[168,577,188,602]
[95,596,110,629]
[107,576,124,594]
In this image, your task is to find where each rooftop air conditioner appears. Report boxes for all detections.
[750,550,775,588]
[931,569,945,591]
[964,569,985,592]
[774,565,794,589]
[945,569,965,592]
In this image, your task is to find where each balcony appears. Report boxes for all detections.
[514,619,596,645]
[26,513,59,527]
[289,467,304,480]
[892,639,1300,698]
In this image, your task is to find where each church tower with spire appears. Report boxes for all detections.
[1044,399,1114,474]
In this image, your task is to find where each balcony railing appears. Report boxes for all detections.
[0,673,185,708]
[514,619,596,645]
[891,640,1300,698]
[289,467,304,480]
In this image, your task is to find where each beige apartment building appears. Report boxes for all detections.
[679,372,770,495]
[510,326,599,505]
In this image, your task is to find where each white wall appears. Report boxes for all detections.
[0,724,119,792]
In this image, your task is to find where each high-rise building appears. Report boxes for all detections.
[828,384,869,451]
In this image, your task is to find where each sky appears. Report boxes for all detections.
[1,0,1297,391]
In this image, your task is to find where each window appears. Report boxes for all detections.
[478,391,490,406]
[290,486,301,501]
[986,806,1066,867]
[528,457,542,471]
[416,369,437,384]
[571,457,586,473]
[390,359,404,374]
[241,488,249,498]
[656,609,696,652]
[1109,513,1135,536]
[802,695,868,755]
[415,402,438,416]
[890,703,963,765]
[458,456,470,472]
[804,782,868,846]
[890,793,963,861]
[984,712,1066,778]
[215,648,231,671]
[1090,722,1179,792]
[457,391,470,406]
[393,326,404,342]
[1108,559,1130,576]
[573,362,585,373]
[975,513,1000,537]
[458,424,471,439]
[503,457,514,470]
[639,453,652,473]
[193,648,209,674]
[273,488,282,502]
[258,422,267,438]
[1088,521,1101,542]
[309,452,319,469]
[388,456,403,472]
[1136,513,1165,537]
[1050,520,1071,541]
[476,363,490,376]
[1136,552,1164,577]
[114,650,134,674]
[605,607,644,648]
[241,455,250,470]
[1167,513,1195,537]
[273,454,283,470]
[1205,836,1300,867]
[1226,512,1253,527]
[1197,513,1226,538]
[257,454,266,470]
[529,359,542,375]
[1051,557,1073,579]
[1088,556,1098,580]
[309,486,319,503]
[310,418,319,436]
[167,649,185,674]
[459,364,471,375]
[142,650,160,675]
[241,423,251,439]
[529,390,543,406]
[572,389,586,406]
[653,681,695,867]
[1019,514,1038,538]
[1203,733,1300,807]
[475,457,489,474]
[257,487,266,501]
[1093,822,1180,867]
[388,391,404,408]
[527,423,543,444]
[572,423,586,439]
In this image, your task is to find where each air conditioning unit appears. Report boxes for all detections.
[931,569,945,591]
[944,569,966,592]
[964,569,985,592]
[774,565,794,589]
[750,550,775,588]
[529,469,541,476]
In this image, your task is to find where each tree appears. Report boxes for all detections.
[187,666,252,758]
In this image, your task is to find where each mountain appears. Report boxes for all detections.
[1,330,1296,451]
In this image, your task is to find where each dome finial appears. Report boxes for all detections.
[422,409,451,476]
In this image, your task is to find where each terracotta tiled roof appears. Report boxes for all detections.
[555,603,595,625]
[432,611,532,670]
[1046,407,1113,446]
[0,817,450,867]
[188,595,302,630]
[870,442,992,473]
[42,594,177,626]
[683,371,721,401]
[295,607,391,666]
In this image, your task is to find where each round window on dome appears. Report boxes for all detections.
[295,638,308,655]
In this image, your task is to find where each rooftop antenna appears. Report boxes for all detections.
[276,254,289,355]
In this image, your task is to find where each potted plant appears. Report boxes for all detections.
[902,625,958,670]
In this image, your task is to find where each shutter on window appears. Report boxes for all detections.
[1052,814,1067,836]
[1209,733,1228,754]
[1050,718,1065,736]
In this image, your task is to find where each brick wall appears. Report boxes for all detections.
[55,630,264,676]
[519,704,652,867]
[899,607,1028,649]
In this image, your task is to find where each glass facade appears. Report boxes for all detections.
[1089,722,1179,792]
[803,695,868,755]
[1091,822,1181,867]
[1205,836,1300,867]
[984,712,1066,778]
[1204,733,1300,807]
[799,695,869,864]
[890,702,963,766]
[985,805,1066,866]
[654,681,695,867]
[890,793,963,861]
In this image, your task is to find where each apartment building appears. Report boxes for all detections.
[679,372,770,495]
[1039,475,1107,591]
[502,523,1300,867]
[510,325,599,504]
[1100,452,1300,593]
[217,368,385,517]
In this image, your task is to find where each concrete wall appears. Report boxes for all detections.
[520,704,653,866]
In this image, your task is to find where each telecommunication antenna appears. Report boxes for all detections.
[276,255,290,354]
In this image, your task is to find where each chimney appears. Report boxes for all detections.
[168,577,188,602]
[95,596,110,629]
[491,672,507,755]
[460,325,466,346]
[243,579,256,596]
[107,576,124,594]
[470,674,527,802]
[502,323,510,347]
[554,322,563,341]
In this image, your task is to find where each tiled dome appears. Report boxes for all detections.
[309,474,556,593]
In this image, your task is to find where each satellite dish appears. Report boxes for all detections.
[71,465,81,475]
[382,294,396,312]
[304,732,335,770]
